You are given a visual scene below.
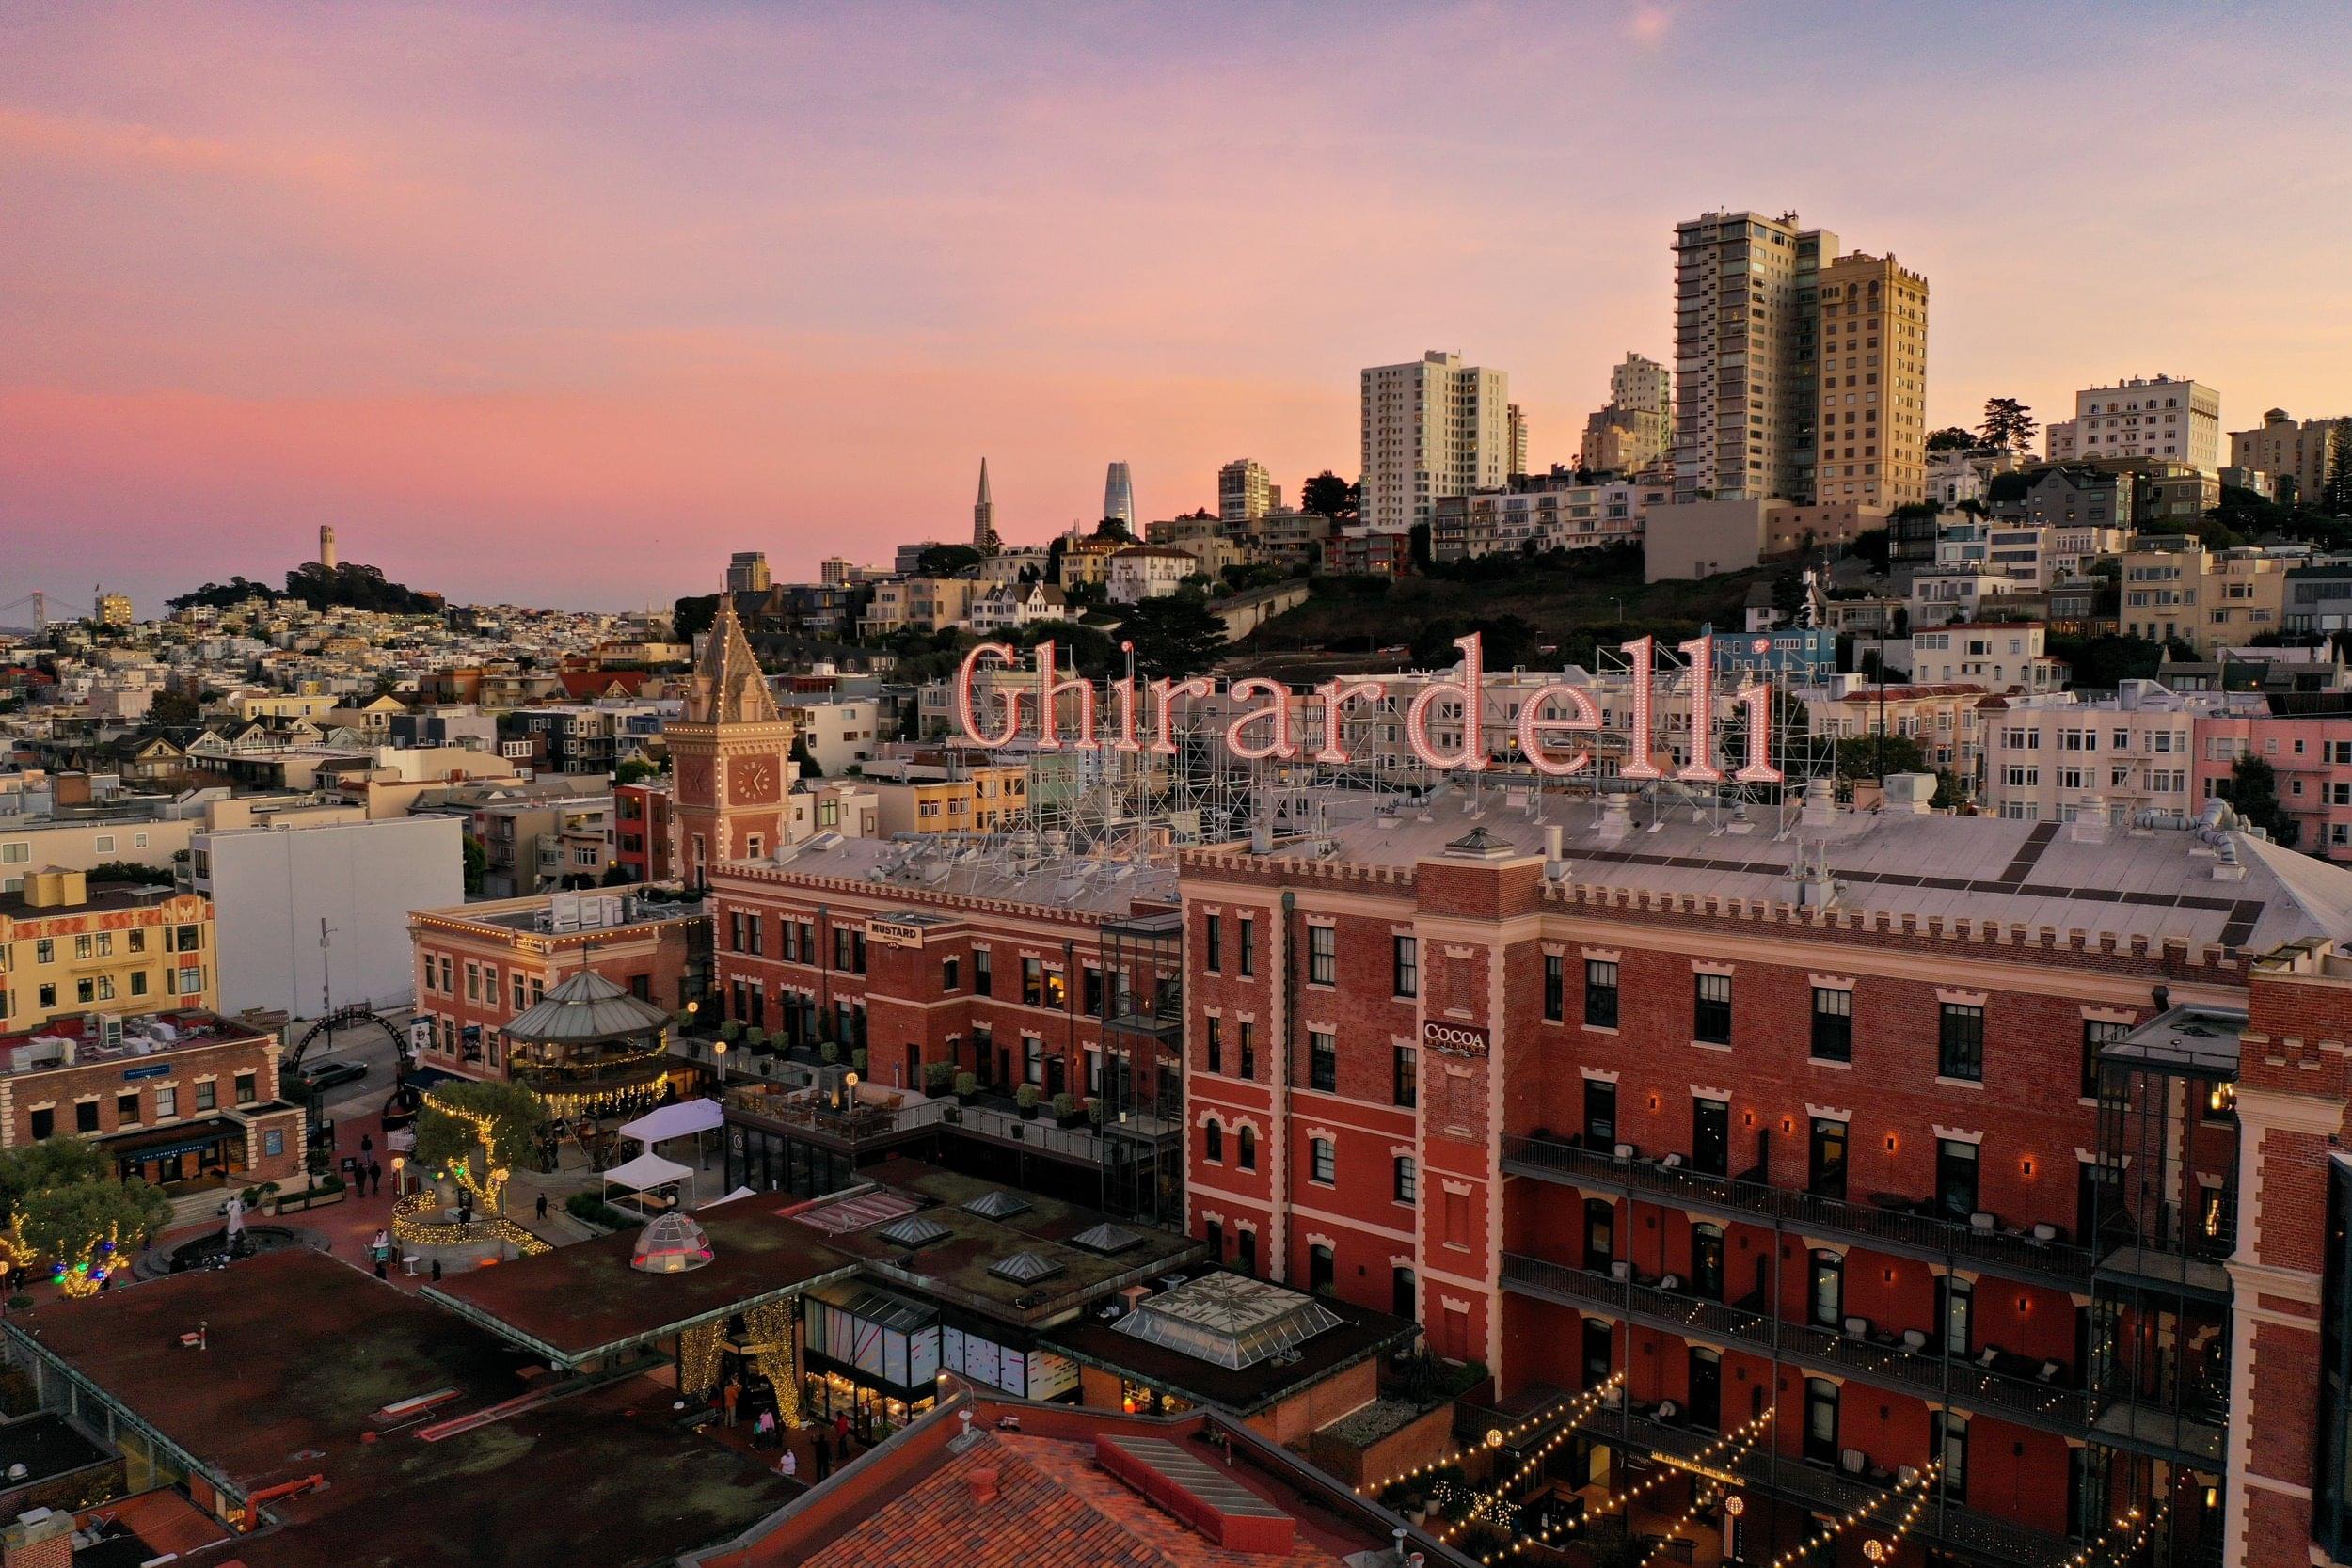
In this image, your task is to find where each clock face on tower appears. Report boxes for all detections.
[675,757,713,806]
[730,758,779,804]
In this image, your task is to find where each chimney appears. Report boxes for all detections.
[967,1466,1000,1506]
[2,1508,74,1568]
[1882,773,1936,816]
[22,869,87,910]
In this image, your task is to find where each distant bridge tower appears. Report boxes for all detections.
[319,525,338,570]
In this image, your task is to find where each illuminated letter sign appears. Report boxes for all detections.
[1422,1020,1490,1058]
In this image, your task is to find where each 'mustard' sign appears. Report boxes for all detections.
[953,631,1785,784]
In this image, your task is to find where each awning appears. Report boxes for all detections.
[401,1067,465,1092]
[618,1098,723,1147]
[602,1151,693,1193]
[103,1117,243,1163]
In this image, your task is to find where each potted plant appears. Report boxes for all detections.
[1051,1092,1082,1127]
[820,1041,840,1066]
[850,1048,867,1075]
[1016,1084,1041,1120]
[1087,1099,1109,1129]
[954,1071,977,1104]
[746,1026,769,1054]
[923,1062,956,1097]
[719,1020,742,1044]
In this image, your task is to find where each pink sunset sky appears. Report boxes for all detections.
[5,1,2350,611]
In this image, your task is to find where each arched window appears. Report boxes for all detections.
[1204,1120,1223,1163]
[1237,1125,1258,1171]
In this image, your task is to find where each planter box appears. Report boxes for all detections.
[275,1185,346,1214]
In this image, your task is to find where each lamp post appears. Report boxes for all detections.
[713,1039,728,1085]
[390,1155,405,1198]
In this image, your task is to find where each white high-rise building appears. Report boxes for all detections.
[1359,351,1511,532]
[2046,376,2222,474]
[1671,211,1836,505]
[1217,459,1278,523]
[1104,462,1136,529]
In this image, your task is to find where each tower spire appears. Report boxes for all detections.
[972,457,1000,556]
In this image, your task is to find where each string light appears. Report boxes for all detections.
[1436,1377,1624,1543]
[1632,1419,1771,1568]
[390,1192,550,1258]
[1485,1405,1778,1562]
[1758,1459,1940,1568]
[1360,1373,1625,1498]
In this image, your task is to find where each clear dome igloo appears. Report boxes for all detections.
[630,1212,715,1274]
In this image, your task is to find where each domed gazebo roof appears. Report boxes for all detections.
[503,968,672,1048]
[630,1211,714,1275]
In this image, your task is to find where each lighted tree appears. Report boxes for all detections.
[415,1080,544,1212]
[16,1179,170,1296]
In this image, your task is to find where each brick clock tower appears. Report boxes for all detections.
[668,594,796,888]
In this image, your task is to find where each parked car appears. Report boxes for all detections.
[298,1060,368,1093]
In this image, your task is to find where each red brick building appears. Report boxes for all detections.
[407,890,708,1111]
[0,1007,305,1199]
[705,834,1185,1220]
[670,597,796,888]
[1179,794,2348,1568]
[612,781,675,884]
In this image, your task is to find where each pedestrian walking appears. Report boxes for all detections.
[723,1381,740,1428]
[813,1431,832,1481]
[369,1161,382,1196]
[776,1448,798,1479]
[373,1259,387,1280]
[360,1133,373,1157]
[536,1193,548,1223]
[430,1258,442,1282]
[833,1410,851,1453]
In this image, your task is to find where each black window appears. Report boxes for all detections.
[1392,936,1418,997]
[2082,1018,2125,1100]
[1585,960,1619,1028]
[1543,954,1565,1021]
[1581,1318,1614,1391]
[1803,1378,1840,1465]
[235,1072,257,1104]
[1309,1243,1334,1294]
[1393,1155,1418,1205]
[1936,1274,1973,1357]
[1583,1198,1615,1269]
[1204,1120,1222,1162]
[1809,1117,1848,1199]
[1237,915,1255,977]
[942,957,960,991]
[1083,966,1104,1016]
[1392,1045,1418,1108]
[1237,1125,1256,1171]
[1308,925,1335,986]
[1310,1030,1336,1093]
[1811,987,1852,1061]
[1205,1220,1224,1259]
[1237,1227,1257,1276]
[1939,1003,1984,1081]
[1692,1098,1729,1177]
[1584,1078,1617,1148]
[1693,973,1732,1045]
[1204,914,1222,973]
[1392,1266,1417,1320]
[1691,1224,1725,1301]
[1311,1138,1335,1183]
[1022,958,1043,1006]
[1204,1016,1223,1075]
[1809,1250,1843,1327]
[75,1101,99,1134]
[1937,1138,1980,1221]
[1931,1411,1969,1502]
[28,1108,52,1142]
[1238,1021,1255,1080]
[116,1092,138,1125]
[973,948,993,996]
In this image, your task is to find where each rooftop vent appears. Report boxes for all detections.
[1068,1222,1144,1255]
[874,1214,952,1250]
[629,1212,714,1275]
[987,1250,1064,1285]
[1444,825,1516,861]
[961,1190,1032,1221]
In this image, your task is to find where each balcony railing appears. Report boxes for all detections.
[1498,1254,2089,1434]
[1501,1134,2092,1290]
[723,1085,946,1147]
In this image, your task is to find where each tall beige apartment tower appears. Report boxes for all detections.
[1217,458,1279,522]
[1814,251,1931,507]
[2047,376,2222,473]
[1359,351,1511,532]
[1579,351,1673,474]
[1671,211,1836,504]
[1506,403,1531,478]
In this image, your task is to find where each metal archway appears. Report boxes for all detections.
[288,1003,408,1075]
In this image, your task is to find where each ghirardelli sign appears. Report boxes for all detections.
[953,631,1784,784]
[1422,1019,1491,1058]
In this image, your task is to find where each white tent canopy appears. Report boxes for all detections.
[603,1150,694,1197]
[618,1098,723,1148]
[700,1185,757,1210]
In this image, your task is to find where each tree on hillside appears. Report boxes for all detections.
[1120,597,1226,679]
[613,757,660,786]
[461,834,487,896]
[2217,755,2300,847]
[2049,634,2169,689]
[1926,426,1979,452]
[2325,419,2352,515]
[1299,471,1359,520]
[1092,516,1136,545]
[672,594,720,642]
[1979,397,2038,453]
[915,544,983,577]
